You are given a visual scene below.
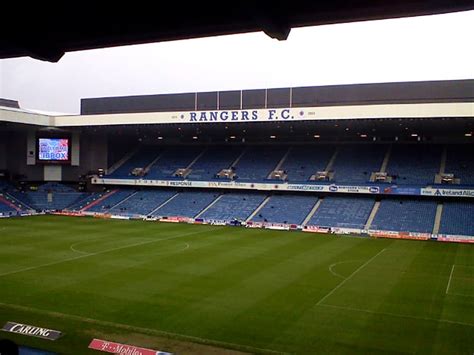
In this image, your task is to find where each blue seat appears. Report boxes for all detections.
[200,193,266,221]
[371,199,437,233]
[308,196,374,229]
[152,191,220,218]
[251,194,318,225]
[439,202,474,236]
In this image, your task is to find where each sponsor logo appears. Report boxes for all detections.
[421,188,474,198]
[329,185,338,192]
[2,321,62,340]
[88,338,172,355]
[168,181,192,187]
[369,186,380,193]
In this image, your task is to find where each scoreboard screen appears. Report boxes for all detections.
[37,138,70,162]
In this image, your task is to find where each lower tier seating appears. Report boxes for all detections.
[152,191,220,218]
[439,202,474,236]
[251,194,318,225]
[199,193,266,221]
[307,196,375,229]
[370,199,437,233]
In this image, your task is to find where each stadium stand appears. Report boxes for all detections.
[386,145,442,185]
[444,144,474,185]
[0,202,15,214]
[146,146,201,179]
[66,192,104,211]
[331,145,386,184]
[6,183,87,211]
[187,146,242,180]
[85,189,136,212]
[370,199,437,233]
[109,189,177,216]
[439,202,474,236]
[108,146,160,178]
[37,182,77,192]
[251,194,319,224]
[17,192,87,211]
[234,146,288,181]
[152,191,220,218]
[307,196,375,229]
[280,145,334,182]
[199,192,267,221]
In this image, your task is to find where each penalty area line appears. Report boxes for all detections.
[318,303,474,328]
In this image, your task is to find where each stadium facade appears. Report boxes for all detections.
[1,79,474,243]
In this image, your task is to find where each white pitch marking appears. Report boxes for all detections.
[328,260,363,279]
[318,303,474,328]
[154,242,190,255]
[0,302,286,355]
[0,228,214,278]
[445,264,455,295]
[70,237,153,255]
[317,248,387,305]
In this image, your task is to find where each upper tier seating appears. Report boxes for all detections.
[234,146,287,181]
[187,146,242,180]
[146,146,201,179]
[108,146,160,178]
[152,191,220,218]
[199,193,266,221]
[439,202,474,236]
[280,145,334,182]
[307,196,374,229]
[109,190,176,216]
[444,145,474,185]
[331,145,386,184]
[251,194,318,225]
[386,145,442,185]
[370,199,437,233]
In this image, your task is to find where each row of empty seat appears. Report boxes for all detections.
[70,186,472,236]
[106,144,474,186]
[1,181,473,236]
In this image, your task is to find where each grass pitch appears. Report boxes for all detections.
[0,215,473,354]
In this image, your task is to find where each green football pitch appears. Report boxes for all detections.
[0,215,473,354]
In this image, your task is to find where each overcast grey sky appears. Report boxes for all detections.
[0,10,473,114]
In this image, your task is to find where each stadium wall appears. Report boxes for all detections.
[6,132,43,180]
[0,139,6,169]
[2,130,108,182]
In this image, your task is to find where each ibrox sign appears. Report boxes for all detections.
[2,321,62,340]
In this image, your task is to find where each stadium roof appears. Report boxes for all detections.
[1,1,473,62]
[1,80,473,129]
